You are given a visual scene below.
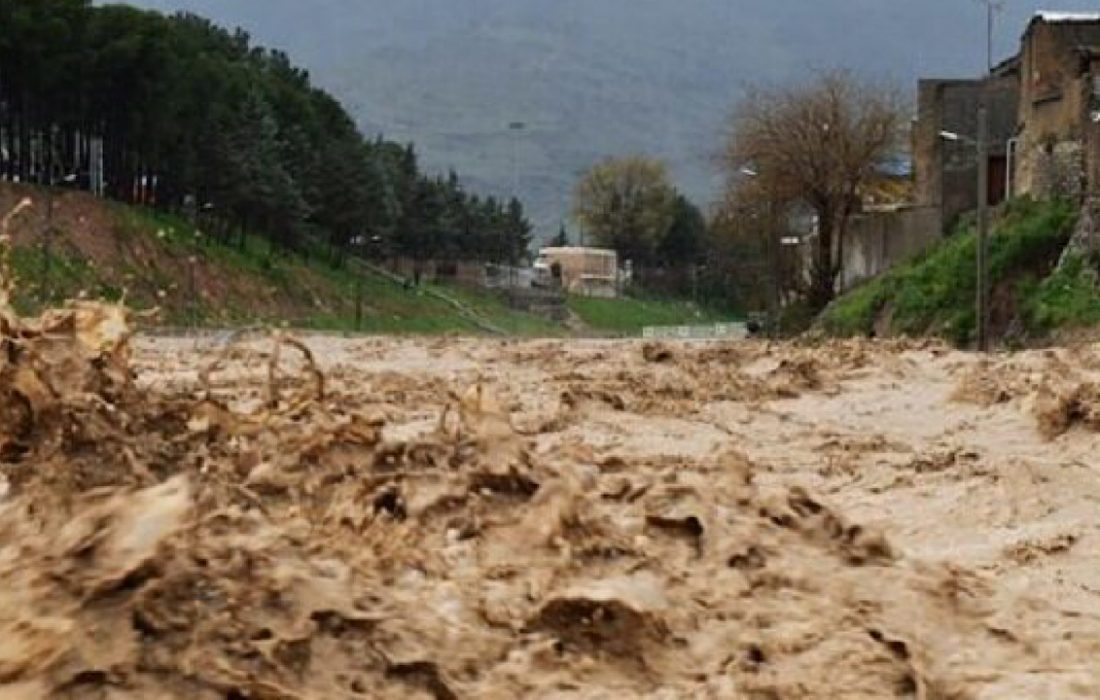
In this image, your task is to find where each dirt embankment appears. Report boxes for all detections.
[0,183,357,324]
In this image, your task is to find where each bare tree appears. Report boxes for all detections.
[573,155,676,266]
[711,184,804,313]
[723,71,905,309]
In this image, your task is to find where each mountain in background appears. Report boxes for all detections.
[118,0,1098,239]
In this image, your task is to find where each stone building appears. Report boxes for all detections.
[911,66,1020,231]
[912,12,1100,220]
[1014,12,1100,200]
[533,246,621,297]
[826,12,1100,293]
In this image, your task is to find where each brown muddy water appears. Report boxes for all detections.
[3,298,1100,698]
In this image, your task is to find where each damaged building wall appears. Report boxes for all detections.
[1058,58,1100,265]
[1015,16,1100,199]
[912,74,1019,231]
[848,74,1018,296]
[1087,62,1100,196]
[1014,16,1100,265]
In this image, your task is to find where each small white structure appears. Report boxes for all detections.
[534,246,620,297]
[642,323,748,340]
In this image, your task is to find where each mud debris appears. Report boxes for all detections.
[948,351,1100,440]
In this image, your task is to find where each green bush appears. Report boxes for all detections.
[820,198,1078,345]
[778,298,818,336]
[1023,254,1100,331]
[819,275,889,337]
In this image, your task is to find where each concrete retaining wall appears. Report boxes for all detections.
[840,206,943,291]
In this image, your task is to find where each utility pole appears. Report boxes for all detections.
[738,165,781,337]
[985,2,994,73]
[508,121,525,289]
[188,255,198,328]
[354,275,363,331]
[974,0,1000,352]
[977,0,1003,73]
[768,204,781,339]
[976,105,990,352]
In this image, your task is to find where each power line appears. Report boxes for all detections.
[973,0,1001,352]
[975,0,1005,74]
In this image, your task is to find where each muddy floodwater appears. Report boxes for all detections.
[4,319,1100,698]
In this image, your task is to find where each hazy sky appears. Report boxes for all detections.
[118,1,1100,230]
[122,1,1100,78]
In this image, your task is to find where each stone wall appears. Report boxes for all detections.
[912,75,1019,229]
[1087,66,1100,197]
[1016,19,1100,197]
[1033,140,1086,200]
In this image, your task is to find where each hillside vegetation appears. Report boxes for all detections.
[568,295,738,335]
[2,184,719,336]
[820,198,1087,345]
[1,0,531,269]
[1,184,518,332]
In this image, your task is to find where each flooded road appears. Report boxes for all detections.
[4,324,1100,697]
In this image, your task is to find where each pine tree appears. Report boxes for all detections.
[0,3,533,265]
[551,223,569,247]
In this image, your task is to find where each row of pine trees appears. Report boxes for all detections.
[0,0,532,264]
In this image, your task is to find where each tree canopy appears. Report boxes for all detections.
[0,0,530,262]
[723,71,905,308]
[572,155,677,266]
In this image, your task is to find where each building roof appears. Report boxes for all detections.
[1034,11,1100,24]
[991,53,1021,77]
[538,246,617,257]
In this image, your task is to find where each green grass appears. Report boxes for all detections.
[567,294,739,335]
[8,244,129,313]
[820,198,1078,345]
[7,196,569,335]
[6,188,755,337]
[294,286,462,334]
[123,207,309,291]
[432,284,565,336]
[1021,253,1100,331]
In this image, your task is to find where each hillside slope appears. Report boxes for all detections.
[0,184,553,334]
[820,198,1089,346]
[1,184,727,336]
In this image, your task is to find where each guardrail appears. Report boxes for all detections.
[642,322,748,340]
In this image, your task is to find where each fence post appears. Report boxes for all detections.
[41,187,53,303]
[354,275,363,331]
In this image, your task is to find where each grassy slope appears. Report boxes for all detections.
[1021,253,1100,332]
[3,186,723,336]
[14,218,462,333]
[820,198,1084,345]
[2,188,509,333]
[568,295,739,335]
[432,284,567,336]
[139,208,513,333]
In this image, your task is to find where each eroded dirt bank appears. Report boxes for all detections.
[4,312,1100,697]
